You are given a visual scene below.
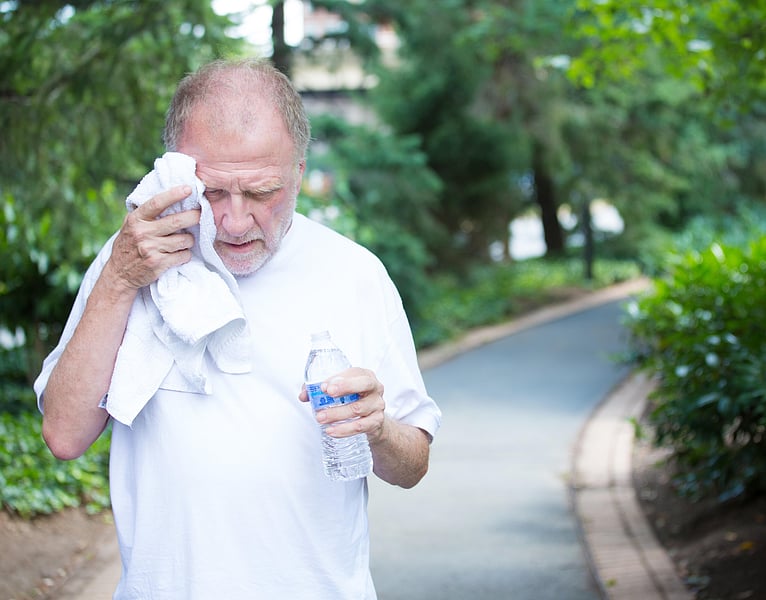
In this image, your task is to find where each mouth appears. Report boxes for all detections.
[218,239,259,253]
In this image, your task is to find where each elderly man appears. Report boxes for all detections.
[35,58,440,599]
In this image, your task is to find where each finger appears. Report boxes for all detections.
[317,393,383,426]
[159,231,196,255]
[137,185,193,220]
[150,208,201,238]
[128,220,196,258]
[298,383,309,403]
[324,368,382,398]
[324,411,385,439]
[156,247,194,271]
[125,202,200,240]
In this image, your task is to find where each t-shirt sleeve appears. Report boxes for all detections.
[377,312,441,440]
[369,271,441,440]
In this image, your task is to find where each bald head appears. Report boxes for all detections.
[163,58,311,163]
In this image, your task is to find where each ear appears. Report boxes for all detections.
[295,160,306,193]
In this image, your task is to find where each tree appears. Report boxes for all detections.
[465,0,766,265]
[271,0,520,269]
[0,0,243,378]
[302,114,443,327]
[266,0,765,276]
[564,1,766,255]
[570,0,766,112]
[271,1,291,74]
[563,64,739,253]
[368,0,520,268]
[463,0,580,257]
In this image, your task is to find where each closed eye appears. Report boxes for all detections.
[243,186,283,201]
[204,188,225,201]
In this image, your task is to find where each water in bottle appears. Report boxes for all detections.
[304,331,373,481]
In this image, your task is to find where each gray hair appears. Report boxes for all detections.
[163,58,311,162]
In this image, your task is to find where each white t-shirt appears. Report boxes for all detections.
[34,212,441,600]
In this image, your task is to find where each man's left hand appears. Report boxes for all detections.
[298,368,387,444]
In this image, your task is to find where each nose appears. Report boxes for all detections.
[220,193,254,238]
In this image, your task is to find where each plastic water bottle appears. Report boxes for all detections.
[304,331,373,481]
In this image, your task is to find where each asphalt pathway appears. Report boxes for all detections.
[368,300,632,600]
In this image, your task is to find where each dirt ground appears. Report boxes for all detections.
[0,508,114,600]
[2,429,764,599]
[633,434,766,600]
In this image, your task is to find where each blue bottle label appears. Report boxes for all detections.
[306,382,360,411]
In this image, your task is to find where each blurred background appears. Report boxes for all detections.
[1,0,765,525]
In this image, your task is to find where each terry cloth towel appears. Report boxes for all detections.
[106,152,252,426]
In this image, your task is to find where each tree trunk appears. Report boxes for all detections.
[271,2,291,76]
[532,142,565,255]
[582,200,594,280]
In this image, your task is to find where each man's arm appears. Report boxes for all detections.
[362,416,431,489]
[299,369,432,488]
[42,186,199,460]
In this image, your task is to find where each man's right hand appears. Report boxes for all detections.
[108,185,201,292]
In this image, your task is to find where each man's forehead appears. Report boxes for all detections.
[180,105,296,164]
[196,161,284,185]
[199,170,284,189]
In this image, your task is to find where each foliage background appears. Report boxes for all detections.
[1,0,765,515]
[625,207,766,504]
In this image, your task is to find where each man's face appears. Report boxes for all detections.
[177,103,304,276]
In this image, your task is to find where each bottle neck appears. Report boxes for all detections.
[310,331,334,349]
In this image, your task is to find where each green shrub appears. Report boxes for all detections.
[0,343,111,517]
[637,202,766,277]
[0,344,35,415]
[625,237,766,502]
[0,412,111,518]
[414,256,640,348]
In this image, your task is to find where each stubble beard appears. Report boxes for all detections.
[215,215,292,277]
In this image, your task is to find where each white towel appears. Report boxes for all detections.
[106,152,252,426]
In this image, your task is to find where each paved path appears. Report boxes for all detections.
[369,292,632,599]
[62,279,691,599]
